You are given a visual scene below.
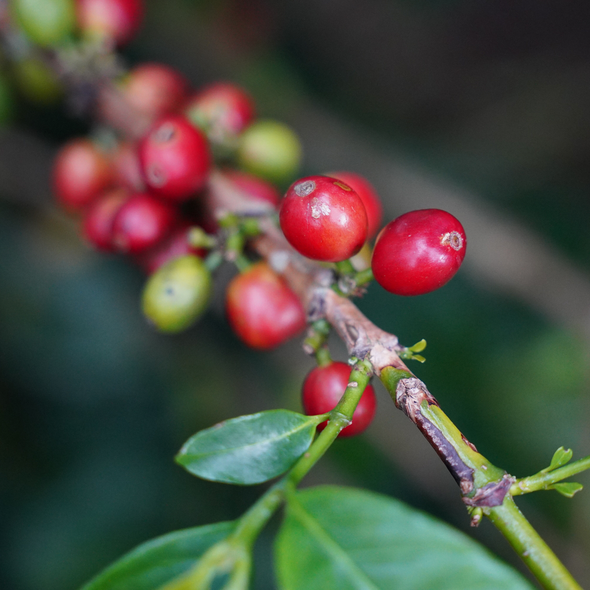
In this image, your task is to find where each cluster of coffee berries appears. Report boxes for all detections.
[39,0,467,441]
[52,66,303,333]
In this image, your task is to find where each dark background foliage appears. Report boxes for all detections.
[1,1,590,588]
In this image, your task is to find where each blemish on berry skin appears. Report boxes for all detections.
[154,123,176,143]
[294,180,316,197]
[311,197,330,218]
[147,164,167,187]
[333,180,351,191]
[441,231,463,251]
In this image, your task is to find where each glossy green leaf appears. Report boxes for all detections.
[82,521,235,590]
[176,410,319,485]
[276,486,534,590]
[542,447,573,473]
[550,482,583,498]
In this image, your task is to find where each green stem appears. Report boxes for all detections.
[379,367,582,590]
[511,456,590,495]
[224,360,373,551]
[487,497,582,590]
[354,267,374,287]
[303,319,331,356]
[231,481,286,549]
[335,259,356,274]
[287,359,373,488]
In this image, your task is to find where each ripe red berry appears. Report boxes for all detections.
[76,0,144,47]
[371,209,467,296]
[225,262,306,350]
[81,188,128,251]
[139,115,211,201]
[185,82,255,141]
[135,223,206,274]
[327,171,383,239]
[279,175,368,262]
[224,169,280,207]
[111,192,178,254]
[302,361,377,437]
[110,140,145,191]
[53,138,114,212]
[120,63,188,121]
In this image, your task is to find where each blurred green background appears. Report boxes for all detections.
[1,0,590,588]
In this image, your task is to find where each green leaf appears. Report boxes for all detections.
[542,447,573,473]
[275,486,534,590]
[176,410,319,485]
[409,339,427,353]
[549,482,583,498]
[81,521,235,590]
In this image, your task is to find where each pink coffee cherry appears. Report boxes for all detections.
[279,175,368,262]
[185,82,255,140]
[120,63,188,121]
[371,208,467,296]
[76,0,144,47]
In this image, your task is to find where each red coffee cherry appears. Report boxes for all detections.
[139,115,211,201]
[53,138,114,212]
[185,82,255,141]
[302,361,377,437]
[327,171,383,239]
[120,63,188,121]
[76,0,144,47]
[135,222,206,274]
[279,175,368,262]
[111,192,178,254]
[224,169,280,207]
[225,262,306,350]
[371,208,467,296]
[110,140,145,192]
[81,188,128,251]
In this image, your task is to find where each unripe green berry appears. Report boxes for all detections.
[11,0,76,47]
[237,120,301,184]
[142,254,212,333]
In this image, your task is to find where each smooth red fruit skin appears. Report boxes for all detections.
[371,208,467,296]
[82,188,128,251]
[302,362,377,437]
[225,262,306,350]
[185,82,255,139]
[135,223,206,274]
[139,115,211,201]
[121,63,188,121]
[224,169,280,207]
[76,0,144,46]
[53,138,113,212]
[279,175,368,262]
[327,171,383,239]
[111,192,178,254]
[110,140,145,191]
